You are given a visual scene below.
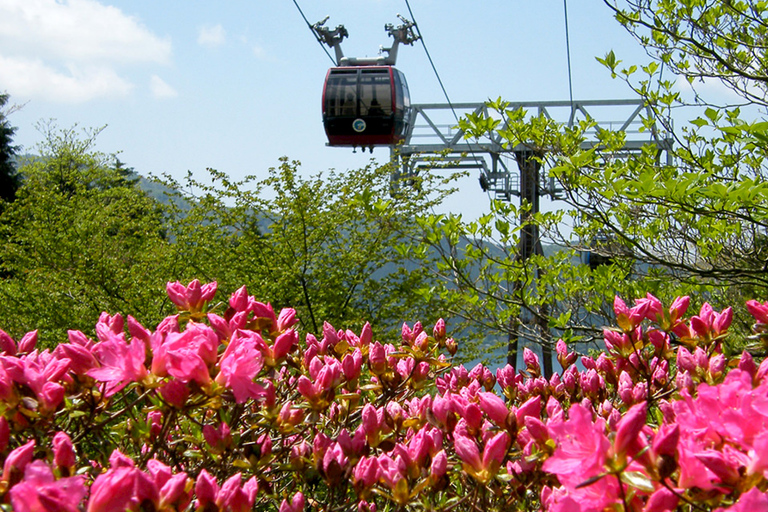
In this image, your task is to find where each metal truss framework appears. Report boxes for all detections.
[390,99,674,202]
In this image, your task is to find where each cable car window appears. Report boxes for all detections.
[393,69,405,113]
[398,69,411,109]
[325,70,358,117]
[359,69,392,117]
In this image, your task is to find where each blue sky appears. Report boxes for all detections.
[1,0,660,218]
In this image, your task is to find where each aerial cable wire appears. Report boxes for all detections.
[403,0,460,124]
[563,0,575,109]
[403,0,495,207]
[291,0,336,65]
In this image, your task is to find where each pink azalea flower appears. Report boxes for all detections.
[151,322,217,385]
[634,293,664,322]
[543,403,610,489]
[88,335,148,397]
[166,279,217,312]
[215,330,265,403]
[10,460,87,512]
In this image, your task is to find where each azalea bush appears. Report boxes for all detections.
[1,280,768,511]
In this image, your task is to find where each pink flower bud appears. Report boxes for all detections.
[0,329,16,355]
[342,348,363,382]
[53,432,76,469]
[709,353,726,376]
[515,395,542,424]
[354,456,380,488]
[675,370,694,394]
[739,350,757,377]
[359,322,373,347]
[713,307,733,334]
[453,434,481,472]
[496,364,516,390]
[158,379,189,409]
[433,318,446,341]
[203,422,232,453]
[482,431,511,474]
[195,469,219,509]
[445,337,458,356]
[645,487,679,512]
[217,473,256,512]
[676,347,696,373]
[430,450,447,479]
[272,330,297,362]
[276,308,298,332]
[229,286,249,312]
[524,416,549,444]
[651,423,679,458]
[477,391,509,427]
[523,348,540,374]
[369,341,387,375]
[359,500,377,512]
[613,402,646,458]
[17,330,37,354]
[747,300,768,324]
[635,293,663,322]
[3,439,35,485]
[279,492,305,512]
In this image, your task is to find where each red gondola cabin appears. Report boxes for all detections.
[322,66,411,148]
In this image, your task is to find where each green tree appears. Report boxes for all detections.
[409,1,768,367]
[159,157,456,337]
[0,124,174,346]
[0,93,21,204]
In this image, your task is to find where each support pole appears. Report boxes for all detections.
[507,150,553,377]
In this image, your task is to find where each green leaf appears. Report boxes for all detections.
[620,471,655,493]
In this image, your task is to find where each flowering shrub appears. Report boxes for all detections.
[1,280,767,511]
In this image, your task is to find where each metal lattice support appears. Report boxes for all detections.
[390,99,674,201]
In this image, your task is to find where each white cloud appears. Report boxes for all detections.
[150,75,177,99]
[252,45,267,59]
[198,24,226,48]
[0,0,171,103]
[0,54,133,103]
[675,74,760,105]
